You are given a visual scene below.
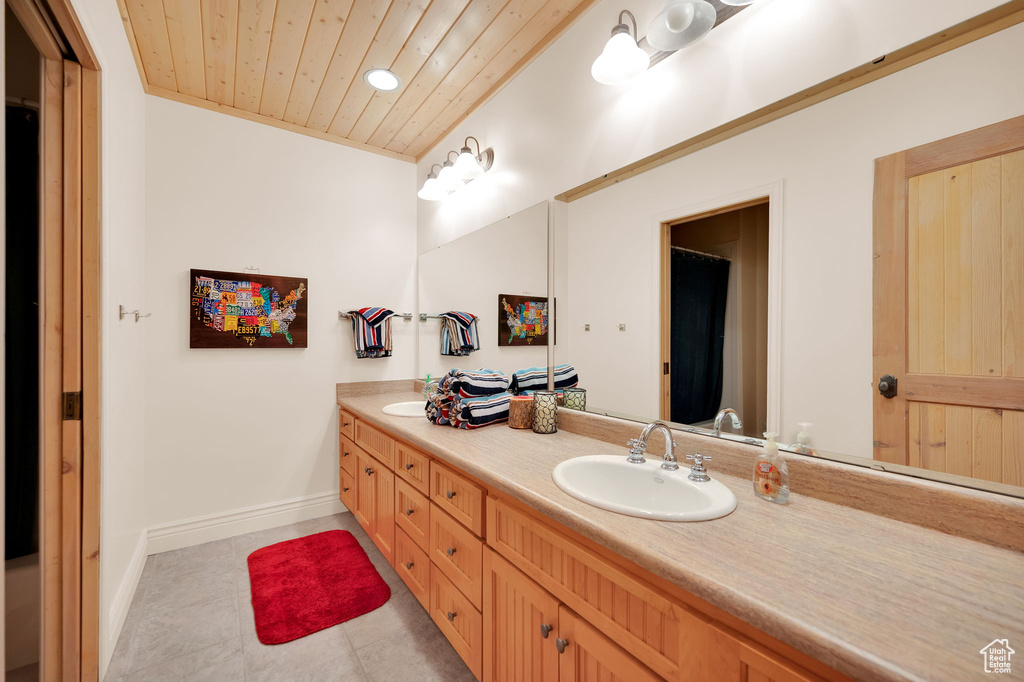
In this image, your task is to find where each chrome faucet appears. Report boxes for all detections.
[712,408,743,437]
[627,421,679,471]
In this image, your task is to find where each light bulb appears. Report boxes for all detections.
[417,174,447,201]
[647,1,717,52]
[436,162,463,192]
[591,31,649,85]
[453,149,485,181]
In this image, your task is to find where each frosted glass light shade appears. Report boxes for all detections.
[591,31,649,85]
[363,68,402,92]
[417,175,447,201]
[436,162,463,192]
[720,0,755,5]
[453,150,486,181]
[647,0,716,51]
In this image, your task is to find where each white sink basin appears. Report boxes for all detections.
[552,455,737,521]
[381,401,425,417]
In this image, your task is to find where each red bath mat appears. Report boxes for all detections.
[247,530,391,644]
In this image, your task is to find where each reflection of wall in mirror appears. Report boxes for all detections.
[418,201,548,380]
[558,25,1024,459]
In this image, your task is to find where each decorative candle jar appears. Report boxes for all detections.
[508,395,534,429]
[532,391,558,434]
[563,387,587,411]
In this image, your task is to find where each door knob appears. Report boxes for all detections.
[878,374,897,399]
[405,561,414,569]
[446,611,456,622]
[446,547,456,556]
[405,463,414,470]
[405,508,414,516]
[539,623,552,639]
[556,638,569,654]
[446,490,456,499]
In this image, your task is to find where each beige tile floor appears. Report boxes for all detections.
[104,513,476,682]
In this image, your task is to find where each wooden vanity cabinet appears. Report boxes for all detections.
[352,447,395,565]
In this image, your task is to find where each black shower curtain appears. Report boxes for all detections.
[6,105,41,560]
[669,250,730,426]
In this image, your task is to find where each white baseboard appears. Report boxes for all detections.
[102,532,148,679]
[146,492,345,555]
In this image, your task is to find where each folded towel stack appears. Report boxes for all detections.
[509,364,579,394]
[439,311,480,357]
[425,369,511,428]
[348,307,395,359]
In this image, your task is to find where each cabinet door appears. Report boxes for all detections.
[483,549,559,682]
[557,607,660,682]
[339,466,355,511]
[353,450,375,532]
[371,464,395,565]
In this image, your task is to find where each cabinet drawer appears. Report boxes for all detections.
[431,563,482,680]
[338,435,357,476]
[355,420,394,469]
[430,462,485,536]
[488,497,700,681]
[395,478,429,552]
[339,467,355,511]
[395,528,429,609]
[338,408,356,441]
[430,505,483,609]
[395,442,431,494]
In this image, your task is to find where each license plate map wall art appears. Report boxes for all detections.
[190,269,308,348]
[499,294,548,346]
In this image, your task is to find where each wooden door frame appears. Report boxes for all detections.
[655,184,783,432]
[8,0,102,678]
[872,114,1024,466]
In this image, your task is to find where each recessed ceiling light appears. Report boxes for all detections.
[363,68,402,92]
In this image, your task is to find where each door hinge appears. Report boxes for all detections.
[62,391,82,421]
[663,362,670,375]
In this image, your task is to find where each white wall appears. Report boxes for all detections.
[67,0,149,675]
[566,24,1024,455]
[418,201,549,380]
[416,0,1007,248]
[144,98,416,529]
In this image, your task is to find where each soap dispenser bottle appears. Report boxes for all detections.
[753,433,789,504]
[794,422,816,456]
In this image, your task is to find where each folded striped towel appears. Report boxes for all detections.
[440,312,480,357]
[509,364,578,394]
[451,368,510,398]
[450,392,512,429]
[348,307,395,359]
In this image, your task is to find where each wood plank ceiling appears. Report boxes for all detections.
[117,0,601,162]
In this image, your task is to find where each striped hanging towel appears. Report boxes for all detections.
[439,311,480,356]
[348,307,395,358]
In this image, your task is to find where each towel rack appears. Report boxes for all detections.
[338,311,414,321]
[419,314,444,321]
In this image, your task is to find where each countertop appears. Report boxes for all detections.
[339,390,1024,681]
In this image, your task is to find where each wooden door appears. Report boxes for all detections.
[482,549,560,682]
[371,463,395,565]
[353,450,375,531]
[874,115,1024,486]
[557,607,660,682]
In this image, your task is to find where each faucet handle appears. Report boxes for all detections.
[685,453,711,463]
[626,438,646,464]
[627,438,646,451]
[685,453,712,482]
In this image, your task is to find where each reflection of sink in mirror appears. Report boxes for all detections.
[552,455,737,522]
[381,401,425,417]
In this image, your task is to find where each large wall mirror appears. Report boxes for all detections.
[418,201,549,380]
[551,24,1024,499]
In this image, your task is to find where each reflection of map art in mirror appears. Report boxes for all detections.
[499,295,548,346]
[190,268,308,349]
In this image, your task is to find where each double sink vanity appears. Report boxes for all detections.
[337,381,1024,682]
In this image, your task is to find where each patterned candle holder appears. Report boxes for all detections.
[532,391,558,434]
[563,387,587,411]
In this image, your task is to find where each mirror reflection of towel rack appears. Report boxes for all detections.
[119,305,151,322]
[337,311,414,321]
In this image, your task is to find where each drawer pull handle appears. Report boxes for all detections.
[405,508,414,516]
[366,469,374,476]
[556,638,569,654]
[446,490,456,500]
[540,623,552,639]
[446,611,457,622]
[405,561,414,569]
[342,487,349,492]
[343,422,350,428]
[405,463,414,470]
[363,467,370,474]
[446,547,456,557]
[342,451,349,457]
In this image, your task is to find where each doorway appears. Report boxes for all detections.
[661,199,769,438]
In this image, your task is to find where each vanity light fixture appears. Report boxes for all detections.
[720,0,755,5]
[363,68,402,92]
[417,164,448,202]
[452,136,494,181]
[646,0,717,52]
[591,10,650,85]
[436,151,465,192]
